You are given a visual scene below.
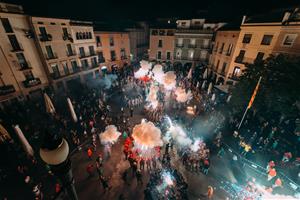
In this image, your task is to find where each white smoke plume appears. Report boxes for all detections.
[152,64,165,84]
[190,138,202,152]
[163,71,176,90]
[132,120,163,159]
[99,125,121,145]
[146,84,159,109]
[134,60,152,79]
[175,87,193,103]
[99,74,118,89]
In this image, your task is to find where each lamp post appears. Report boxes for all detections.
[39,131,78,200]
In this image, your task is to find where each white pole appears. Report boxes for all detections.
[238,107,249,130]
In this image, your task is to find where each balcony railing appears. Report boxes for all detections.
[22,78,41,88]
[19,62,32,71]
[0,85,15,96]
[188,44,197,48]
[200,45,210,49]
[228,73,240,81]
[176,44,184,48]
[111,57,116,61]
[62,33,73,42]
[235,56,252,64]
[39,34,52,42]
[45,53,58,60]
[66,50,76,57]
[79,53,97,59]
[176,29,213,34]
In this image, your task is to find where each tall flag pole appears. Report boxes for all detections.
[238,76,262,129]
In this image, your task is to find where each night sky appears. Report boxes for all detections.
[2,0,299,22]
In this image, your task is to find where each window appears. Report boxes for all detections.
[203,39,209,48]
[79,47,85,57]
[282,34,297,46]
[51,64,60,77]
[63,62,69,75]
[71,61,78,72]
[157,51,162,59]
[120,48,126,59]
[23,71,34,80]
[236,50,245,63]
[8,35,21,51]
[261,35,273,45]
[190,39,196,45]
[215,60,220,71]
[1,18,13,33]
[50,22,56,25]
[188,50,194,59]
[88,32,92,39]
[227,44,233,56]
[181,22,186,26]
[167,30,174,36]
[89,46,95,55]
[158,39,163,47]
[16,53,28,68]
[45,45,54,58]
[214,42,219,52]
[255,52,265,62]
[98,52,105,63]
[232,67,241,77]
[200,51,207,59]
[177,38,183,47]
[109,37,114,46]
[221,62,227,73]
[219,43,224,53]
[110,50,116,61]
[62,27,68,37]
[159,30,165,35]
[66,44,73,56]
[39,27,47,36]
[151,30,158,35]
[166,52,171,60]
[242,34,252,44]
[91,57,97,66]
[81,59,89,68]
[96,36,102,47]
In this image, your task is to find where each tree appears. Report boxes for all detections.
[230,54,300,119]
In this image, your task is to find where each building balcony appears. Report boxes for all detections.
[45,53,58,60]
[175,29,213,34]
[79,53,97,59]
[22,78,41,88]
[176,44,184,48]
[62,34,73,42]
[66,51,76,57]
[19,62,32,71]
[111,57,116,61]
[10,46,24,53]
[39,34,52,42]
[188,44,197,48]
[0,85,15,96]
[235,56,252,64]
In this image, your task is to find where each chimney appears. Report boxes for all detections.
[241,15,247,25]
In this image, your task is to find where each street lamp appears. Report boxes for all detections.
[39,131,78,200]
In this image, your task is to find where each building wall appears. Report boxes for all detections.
[226,25,281,84]
[31,17,79,81]
[94,31,130,70]
[70,24,98,70]
[127,27,149,61]
[273,26,300,55]
[0,12,48,102]
[149,28,175,62]
[209,30,240,84]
